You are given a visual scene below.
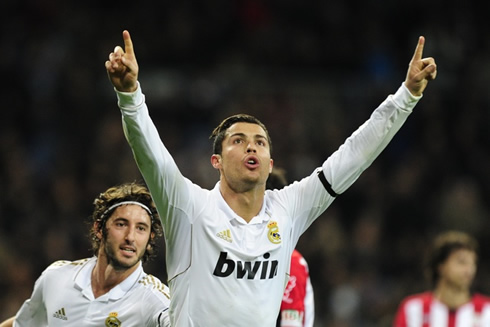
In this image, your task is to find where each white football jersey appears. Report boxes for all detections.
[117,82,419,326]
[14,257,170,327]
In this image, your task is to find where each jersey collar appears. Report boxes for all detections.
[74,256,144,301]
[214,182,271,225]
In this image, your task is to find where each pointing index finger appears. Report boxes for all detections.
[122,30,135,56]
[411,36,425,62]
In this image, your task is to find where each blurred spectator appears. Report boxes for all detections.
[393,231,490,326]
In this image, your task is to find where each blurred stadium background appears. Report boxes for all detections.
[1,0,490,326]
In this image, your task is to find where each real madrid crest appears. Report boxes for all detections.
[105,312,121,327]
[267,221,281,244]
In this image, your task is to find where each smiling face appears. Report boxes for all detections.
[97,204,153,271]
[211,122,273,193]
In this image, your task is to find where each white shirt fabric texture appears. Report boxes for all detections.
[14,257,171,327]
[304,275,314,327]
[116,82,421,327]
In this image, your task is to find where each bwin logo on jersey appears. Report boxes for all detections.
[213,251,279,279]
[267,221,281,244]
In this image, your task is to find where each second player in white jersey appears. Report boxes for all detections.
[14,258,170,327]
[0,183,171,327]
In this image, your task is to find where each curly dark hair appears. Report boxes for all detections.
[88,182,163,263]
[210,113,272,155]
[424,230,478,287]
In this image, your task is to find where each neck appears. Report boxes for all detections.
[433,282,471,309]
[91,255,137,299]
[219,181,265,223]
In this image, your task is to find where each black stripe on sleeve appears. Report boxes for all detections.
[317,169,337,197]
[157,311,163,327]
[157,308,169,327]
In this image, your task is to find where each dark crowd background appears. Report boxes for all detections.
[1,0,490,326]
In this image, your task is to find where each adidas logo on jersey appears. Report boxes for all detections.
[216,229,232,243]
[53,308,68,320]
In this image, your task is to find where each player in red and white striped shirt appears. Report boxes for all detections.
[279,249,315,327]
[393,231,490,327]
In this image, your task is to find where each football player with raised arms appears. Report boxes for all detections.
[105,30,437,326]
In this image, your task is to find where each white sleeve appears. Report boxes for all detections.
[116,83,201,278]
[321,83,421,195]
[115,83,205,223]
[304,276,315,327]
[274,83,421,239]
[157,308,171,327]
[140,276,171,327]
[14,272,48,327]
[116,83,189,221]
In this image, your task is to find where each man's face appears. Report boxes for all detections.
[99,204,152,271]
[439,248,477,290]
[213,122,273,192]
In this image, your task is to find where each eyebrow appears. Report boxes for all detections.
[229,132,268,140]
[113,217,151,228]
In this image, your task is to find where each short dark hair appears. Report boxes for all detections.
[425,230,478,287]
[209,114,272,155]
[88,182,163,263]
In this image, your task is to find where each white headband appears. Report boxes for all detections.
[102,201,153,220]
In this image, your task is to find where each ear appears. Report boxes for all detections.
[211,154,222,170]
[93,222,102,240]
[147,232,155,249]
[269,158,274,174]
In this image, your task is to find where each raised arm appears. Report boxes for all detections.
[105,30,139,92]
[317,36,437,198]
[404,36,437,96]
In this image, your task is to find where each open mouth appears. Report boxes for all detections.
[121,246,136,255]
[245,156,259,169]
